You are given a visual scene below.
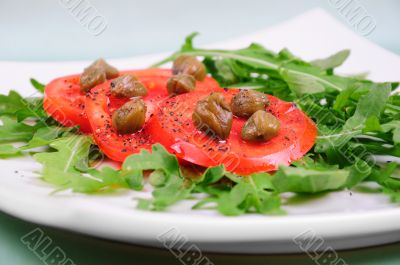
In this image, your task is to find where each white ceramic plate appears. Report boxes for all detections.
[0,9,399,254]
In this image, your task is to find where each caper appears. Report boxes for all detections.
[112,98,146,134]
[90,58,119,79]
[173,55,206,81]
[167,74,196,95]
[241,110,280,141]
[192,92,233,140]
[231,90,269,118]
[80,58,119,92]
[80,67,106,93]
[110,74,147,98]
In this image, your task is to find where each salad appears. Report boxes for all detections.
[0,33,399,216]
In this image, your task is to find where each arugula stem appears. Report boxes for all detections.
[247,177,262,210]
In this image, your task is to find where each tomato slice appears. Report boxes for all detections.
[44,68,219,133]
[147,89,317,175]
[85,71,223,161]
[44,74,91,132]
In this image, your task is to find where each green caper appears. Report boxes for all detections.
[192,92,233,140]
[173,55,207,81]
[112,98,146,134]
[110,74,147,98]
[241,110,280,141]
[80,67,106,93]
[91,58,119,79]
[80,58,119,92]
[231,90,269,118]
[167,74,196,95]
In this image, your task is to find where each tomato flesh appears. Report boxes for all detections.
[85,71,222,161]
[147,89,317,175]
[44,74,91,132]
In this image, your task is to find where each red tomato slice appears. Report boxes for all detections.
[44,68,219,133]
[147,89,317,175]
[85,72,223,161]
[44,74,91,132]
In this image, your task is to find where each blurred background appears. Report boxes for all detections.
[0,0,399,61]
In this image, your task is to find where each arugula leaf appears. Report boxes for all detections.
[345,159,372,188]
[195,165,225,185]
[34,135,139,193]
[19,126,66,150]
[193,168,281,215]
[216,173,281,216]
[311,49,350,71]
[152,33,351,96]
[30,78,45,93]
[150,174,193,210]
[280,68,325,96]
[316,83,392,152]
[15,98,48,121]
[272,166,349,193]
[0,91,27,116]
[0,90,47,121]
[130,145,194,210]
[369,163,400,189]
[34,135,92,186]
[0,116,38,143]
[368,163,400,202]
[123,144,181,176]
[381,121,400,144]
[0,144,21,158]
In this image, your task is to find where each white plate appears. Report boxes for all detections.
[0,9,399,254]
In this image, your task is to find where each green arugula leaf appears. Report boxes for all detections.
[195,165,225,185]
[0,116,37,143]
[369,162,400,190]
[0,91,27,116]
[150,174,193,211]
[279,68,325,95]
[30,78,45,93]
[15,98,48,121]
[20,126,70,150]
[216,173,281,216]
[311,49,350,70]
[123,144,181,177]
[0,144,21,158]
[34,135,93,186]
[272,166,349,193]
[34,135,141,193]
[152,33,351,96]
[0,90,47,121]
[316,83,392,152]
[130,145,194,210]
[381,121,400,144]
[345,159,372,188]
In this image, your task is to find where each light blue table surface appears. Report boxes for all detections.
[1,1,399,264]
[1,0,399,61]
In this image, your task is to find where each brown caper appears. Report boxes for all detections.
[80,67,106,93]
[173,55,207,81]
[110,74,147,98]
[167,74,196,95]
[192,92,233,140]
[112,98,146,134]
[90,58,119,79]
[231,90,269,118]
[80,58,119,92]
[241,110,280,141]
